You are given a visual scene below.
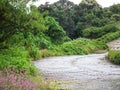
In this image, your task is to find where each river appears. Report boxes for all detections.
[34,52,120,90]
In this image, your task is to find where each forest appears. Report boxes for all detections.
[0,0,120,89]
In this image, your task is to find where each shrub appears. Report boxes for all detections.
[59,38,107,55]
[108,50,120,64]
[33,38,108,58]
[96,31,120,43]
[34,38,108,58]
[0,47,37,75]
[83,24,119,39]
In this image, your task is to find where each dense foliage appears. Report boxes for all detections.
[83,24,119,39]
[39,38,107,58]
[39,0,120,39]
[0,0,68,74]
[59,38,107,55]
[0,47,37,75]
[45,16,66,44]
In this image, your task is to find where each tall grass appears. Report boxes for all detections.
[108,50,120,64]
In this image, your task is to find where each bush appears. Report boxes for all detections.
[59,38,107,55]
[35,38,107,58]
[96,31,120,43]
[83,24,119,39]
[108,50,120,64]
[0,47,37,75]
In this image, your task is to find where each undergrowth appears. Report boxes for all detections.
[83,24,119,39]
[96,31,120,43]
[39,38,108,58]
[0,46,37,75]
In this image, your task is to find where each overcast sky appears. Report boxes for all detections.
[30,0,120,7]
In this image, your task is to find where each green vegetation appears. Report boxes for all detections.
[0,47,37,75]
[96,31,120,43]
[60,38,107,55]
[108,50,120,64]
[39,0,120,39]
[39,38,107,58]
[83,24,119,39]
[1,0,120,89]
[45,16,66,44]
[0,0,67,74]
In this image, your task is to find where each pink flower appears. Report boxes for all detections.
[0,71,37,90]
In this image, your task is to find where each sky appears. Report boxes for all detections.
[30,0,120,7]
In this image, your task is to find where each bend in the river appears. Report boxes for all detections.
[34,38,120,90]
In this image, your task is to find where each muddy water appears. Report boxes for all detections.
[34,53,120,90]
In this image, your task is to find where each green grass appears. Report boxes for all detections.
[108,50,120,64]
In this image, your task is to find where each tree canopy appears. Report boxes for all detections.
[39,0,119,39]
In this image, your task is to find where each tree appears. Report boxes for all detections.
[39,0,76,39]
[38,0,117,39]
[110,4,120,14]
[0,0,26,43]
[45,16,66,44]
[53,0,74,9]
[111,14,120,21]
[0,0,46,44]
[109,4,120,21]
